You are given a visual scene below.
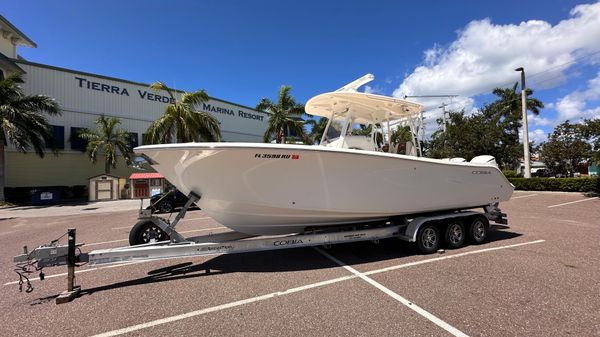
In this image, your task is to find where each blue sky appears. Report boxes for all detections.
[2,0,600,143]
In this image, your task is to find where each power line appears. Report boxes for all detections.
[527,49,600,80]
[420,49,600,101]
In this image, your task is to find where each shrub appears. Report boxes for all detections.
[502,169,518,178]
[508,177,599,192]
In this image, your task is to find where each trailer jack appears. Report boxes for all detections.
[14,228,89,304]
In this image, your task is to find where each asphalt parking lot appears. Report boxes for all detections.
[0,191,599,337]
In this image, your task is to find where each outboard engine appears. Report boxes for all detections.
[470,155,498,167]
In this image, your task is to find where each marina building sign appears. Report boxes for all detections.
[75,77,175,104]
[74,76,265,121]
[201,103,264,121]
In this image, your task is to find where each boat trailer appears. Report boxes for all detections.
[13,192,507,304]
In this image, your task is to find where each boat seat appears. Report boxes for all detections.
[325,135,376,151]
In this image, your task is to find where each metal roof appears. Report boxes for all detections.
[129,172,164,179]
[0,15,37,48]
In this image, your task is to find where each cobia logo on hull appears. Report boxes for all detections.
[273,239,304,246]
[472,170,492,174]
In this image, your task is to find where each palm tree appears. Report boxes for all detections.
[490,82,544,131]
[145,82,221,144]
[390,125,412,151]
[77,116,133,174]
[305,117,329,144]
[257,85,306,143]
[0,74,60,201]
[490,82,544,167]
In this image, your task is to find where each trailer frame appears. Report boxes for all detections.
[13,193,507,304]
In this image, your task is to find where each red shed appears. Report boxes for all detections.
[129,172,165,198]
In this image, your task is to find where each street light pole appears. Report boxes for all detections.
[515,67,531,178]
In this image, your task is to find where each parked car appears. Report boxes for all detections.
[532,169,551,177]
[147,190,199,213]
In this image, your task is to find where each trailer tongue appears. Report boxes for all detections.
[12,193,507,304]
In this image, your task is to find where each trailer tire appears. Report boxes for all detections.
[416,223,440,254]
[157,200,174,213]
[468,215,489,244]
[129,220,170,246]
[444,220,465,249]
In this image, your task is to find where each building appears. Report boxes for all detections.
[0,15,270,200]
[517,160,547,176]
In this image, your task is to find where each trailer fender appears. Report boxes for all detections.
[404,211,480,242]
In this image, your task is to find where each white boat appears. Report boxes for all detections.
[135,75,514,235]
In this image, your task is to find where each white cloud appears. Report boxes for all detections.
[529,128,548,144]
[555,71,600,122]
[528,113,553,126]
[519,127,548,144]
[363,85,381,94]
[394,2,600,100]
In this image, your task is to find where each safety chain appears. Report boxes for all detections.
[13,231,68,293]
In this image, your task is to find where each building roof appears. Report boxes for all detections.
[0,52,24,74]
[129,172,164,179]
[0,15,37,48]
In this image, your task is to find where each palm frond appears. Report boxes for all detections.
[150,81,176,102]
[13,95,61,116]
[181,90,209,106]
[256,98,274,112]
[146,82,220,144]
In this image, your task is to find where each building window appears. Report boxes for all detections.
[45,125,65,149]
[70,127,88,151]
[150,178,162,186]
[128,132,139,149]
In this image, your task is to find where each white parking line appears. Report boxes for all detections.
[89,275,356,337]
[363,240,546,276]
[547,197,599,208]
[511,194,538,199]
[4,227,226,286]
[85,227,225,247]
[86,239,545,337]
[180,216,212,222]
[111,217,212,230]
[111,226,134,230]
[6,261,144,286]
[316,247,469,337]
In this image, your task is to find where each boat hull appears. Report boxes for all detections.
[137,143,514,235]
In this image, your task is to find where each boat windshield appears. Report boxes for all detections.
[324,120,343,140]
[320,117,384,152]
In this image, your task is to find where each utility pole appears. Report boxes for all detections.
[439,103,448,133]
[404,95,457,133]
[402,94,458,156]
[515,67,531,178]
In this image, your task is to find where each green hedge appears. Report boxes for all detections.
[508,177,599,192]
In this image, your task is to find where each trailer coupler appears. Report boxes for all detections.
[13,228,88,304]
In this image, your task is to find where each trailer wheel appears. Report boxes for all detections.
[444,220,465,249]
[416,223,440,254]
[468,215,489,244]
[157,200,174,213]
[129,220,170,246]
